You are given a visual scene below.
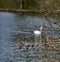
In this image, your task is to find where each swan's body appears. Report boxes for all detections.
[34,31,41,35]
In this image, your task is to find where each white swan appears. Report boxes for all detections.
[33,26,43,43]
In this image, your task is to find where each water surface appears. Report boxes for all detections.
[0,12,60,62]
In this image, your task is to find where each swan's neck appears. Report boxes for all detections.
[40,26,43,32]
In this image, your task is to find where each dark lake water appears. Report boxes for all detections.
[0,12,60,62]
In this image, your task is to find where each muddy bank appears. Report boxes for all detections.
[0,9,60,15]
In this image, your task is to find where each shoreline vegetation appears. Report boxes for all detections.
[0,0,60,18]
